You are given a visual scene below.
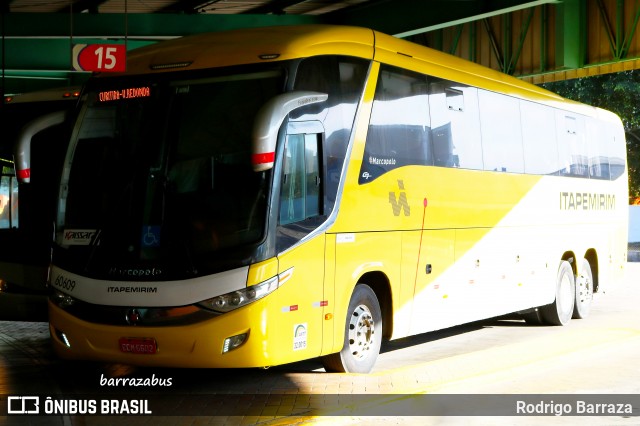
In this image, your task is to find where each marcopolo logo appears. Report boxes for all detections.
[108,266,163,278]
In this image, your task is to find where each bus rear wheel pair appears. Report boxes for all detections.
[322,284,382,374]
[525,258,594,326]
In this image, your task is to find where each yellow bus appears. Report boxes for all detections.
[43,25,628,373]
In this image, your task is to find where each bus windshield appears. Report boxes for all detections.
[56,67,286,279]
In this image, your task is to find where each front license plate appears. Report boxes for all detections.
[119,337,157,354]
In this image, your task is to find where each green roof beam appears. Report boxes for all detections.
[2,12,319,39]
[507,7,534,75]
[386,0,559,38]
[555,0,586,69]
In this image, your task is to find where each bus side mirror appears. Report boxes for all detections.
[252,91,327,172]
[15,110,66,184]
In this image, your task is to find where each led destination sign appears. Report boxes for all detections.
[98,87,151,102]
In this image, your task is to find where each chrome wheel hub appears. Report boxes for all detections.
[577,272,592,303]
[348,304,375,361]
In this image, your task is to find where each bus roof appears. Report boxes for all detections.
[105,24,603,119]
[120,25,375,75]
[371,29,610,120]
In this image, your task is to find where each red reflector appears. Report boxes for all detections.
[252,152,275,165]
[119,337,157,354]
[17,169,31,179]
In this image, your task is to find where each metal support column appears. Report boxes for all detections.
[555,0,585,69]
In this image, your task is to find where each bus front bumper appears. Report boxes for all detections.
[48,300,275,368]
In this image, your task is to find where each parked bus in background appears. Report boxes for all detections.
[0,87,79,320]
[41,25,627,373]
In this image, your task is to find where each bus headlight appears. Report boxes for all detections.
[51,289,76,308]
[198,276,279,313]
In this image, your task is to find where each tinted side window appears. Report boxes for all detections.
[521,100,559,175]
[608,122,626,180]
[360,65,431,183]
[279,134,321,225]
[586,117,611,180]
[293,56,369,208]
[479,90,524,173]
[428,80,483,170]
[557,113,588,177]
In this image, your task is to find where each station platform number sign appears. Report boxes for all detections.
[72,44,126,73]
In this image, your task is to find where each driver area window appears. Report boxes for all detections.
[279,133,322,225]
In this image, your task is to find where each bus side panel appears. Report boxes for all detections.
[408,225,555,336]
[322,233,336,355]
[275,233,326,363]
[397,230,424,338]
[335,159,627,336]
[454,226,554,314]
[333,165,546,337]
[404,229,455,336]
[603,173,629,292]
[331,231,401,350]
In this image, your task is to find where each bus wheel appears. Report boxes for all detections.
[321,284,382,374]
[540,260,575,326]
[573,258,593,319]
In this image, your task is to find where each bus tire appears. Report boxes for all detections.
[540,260,575,326]
[321,284,382,374]
[573,258,593,319]
[521,308,544,325]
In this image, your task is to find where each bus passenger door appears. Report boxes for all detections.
[274,127,328,361]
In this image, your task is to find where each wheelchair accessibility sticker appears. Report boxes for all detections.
[141,226,161,248]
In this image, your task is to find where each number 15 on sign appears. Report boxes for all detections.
[72,44,126,72]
